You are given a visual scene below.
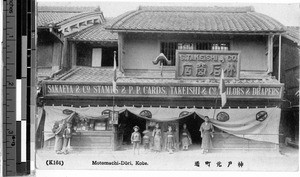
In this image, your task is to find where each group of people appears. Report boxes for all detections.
[51,116,214,155]
[52,121,73,154]
[131,116,214,154]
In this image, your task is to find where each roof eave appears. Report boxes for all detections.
[283,35,300,46]
[67,39,118,43]
[57,11,104,26]
[107,29,286,35]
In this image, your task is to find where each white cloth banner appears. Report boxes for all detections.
[42,106,280,144]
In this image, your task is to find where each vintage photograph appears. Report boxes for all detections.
[34,0,299,171]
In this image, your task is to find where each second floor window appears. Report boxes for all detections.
[161,42,230,66]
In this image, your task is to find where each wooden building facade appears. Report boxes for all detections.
[38,6,289,151]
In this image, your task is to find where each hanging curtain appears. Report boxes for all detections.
[42,106,280,144]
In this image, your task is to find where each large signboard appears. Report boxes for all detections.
[176,50,240,79]
[44,83,283,99]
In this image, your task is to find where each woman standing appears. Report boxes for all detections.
[199,116,214,154]
[180,124,192,150]
[152,123,162,152]
[165,125,175,154]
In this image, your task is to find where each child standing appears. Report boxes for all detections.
[165,125,175,154]
[181,124,192,150]
[62,122,73,154]
[142,127,151,152]
[131,125,141,155]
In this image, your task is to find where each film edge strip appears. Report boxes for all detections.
[2,0,35,176]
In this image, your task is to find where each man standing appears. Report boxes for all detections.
[52,121,65,154]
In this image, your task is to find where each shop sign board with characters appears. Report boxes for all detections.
[176,50,241,79]
[44,82,283,99]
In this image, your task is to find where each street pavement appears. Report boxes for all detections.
[35,144,298,171]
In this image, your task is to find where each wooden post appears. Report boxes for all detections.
[176,121,179,150]
[52,42,62,72]
[70,42,77,68]
[118,33,124,73]
[61,38,69,70]
[113,125,117,151]
[267,35,274,73]
[278,34,282,81]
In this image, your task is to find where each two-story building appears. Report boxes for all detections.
[36,5,118,149]
[39,6,286,151]
[37,6,105,81]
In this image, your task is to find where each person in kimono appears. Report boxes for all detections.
[180,124,192,150]
[142,126,152,152]
[62,122,73,154]
[165,125,175,154]
[199,116,214,154]
[52,121,65,154]
[131,125,141,154]
[152,123,162,153]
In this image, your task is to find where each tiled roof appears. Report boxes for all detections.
[48,66,280,85]
[68,19,118,42]
[52,67,117,82]
[106,6,285,33]
[38,6,100,27]
[284,26,300,44]
[37,68,53,79]
[38,6,99,13]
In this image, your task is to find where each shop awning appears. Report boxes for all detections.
[42,105,280,144]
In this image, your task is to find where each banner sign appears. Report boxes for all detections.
[44,83,283,99]
[109,111,119,124]
[176,50,240,79]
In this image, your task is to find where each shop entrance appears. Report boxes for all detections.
[118,111,147,146]
[179,113,204,145]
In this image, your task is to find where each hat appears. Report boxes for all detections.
[133,125,139,130]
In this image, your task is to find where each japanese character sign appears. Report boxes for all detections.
[182,65,193,76]
[176,50,240,79]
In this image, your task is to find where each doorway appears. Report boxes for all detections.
[118,111,146,146]
[179,113,204,145]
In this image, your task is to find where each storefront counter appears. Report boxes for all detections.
[71,130,114,150]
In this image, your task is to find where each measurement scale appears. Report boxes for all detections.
[2,0,35,176]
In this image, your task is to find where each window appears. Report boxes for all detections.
[160,42,230,66]
[76,44,118,67]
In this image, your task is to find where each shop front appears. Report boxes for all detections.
[39,75,283,151]
[38,6,286,152]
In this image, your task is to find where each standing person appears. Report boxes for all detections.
[152,123,162,153]
[142,126,152,152]
[165,125,175,154]
[181,124,192,150]
[199,116,214,154]
[52,121,65,154]
[131,125,141,155]
[62,122,73,154]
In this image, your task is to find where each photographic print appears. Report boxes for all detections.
[34,0,299,172]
